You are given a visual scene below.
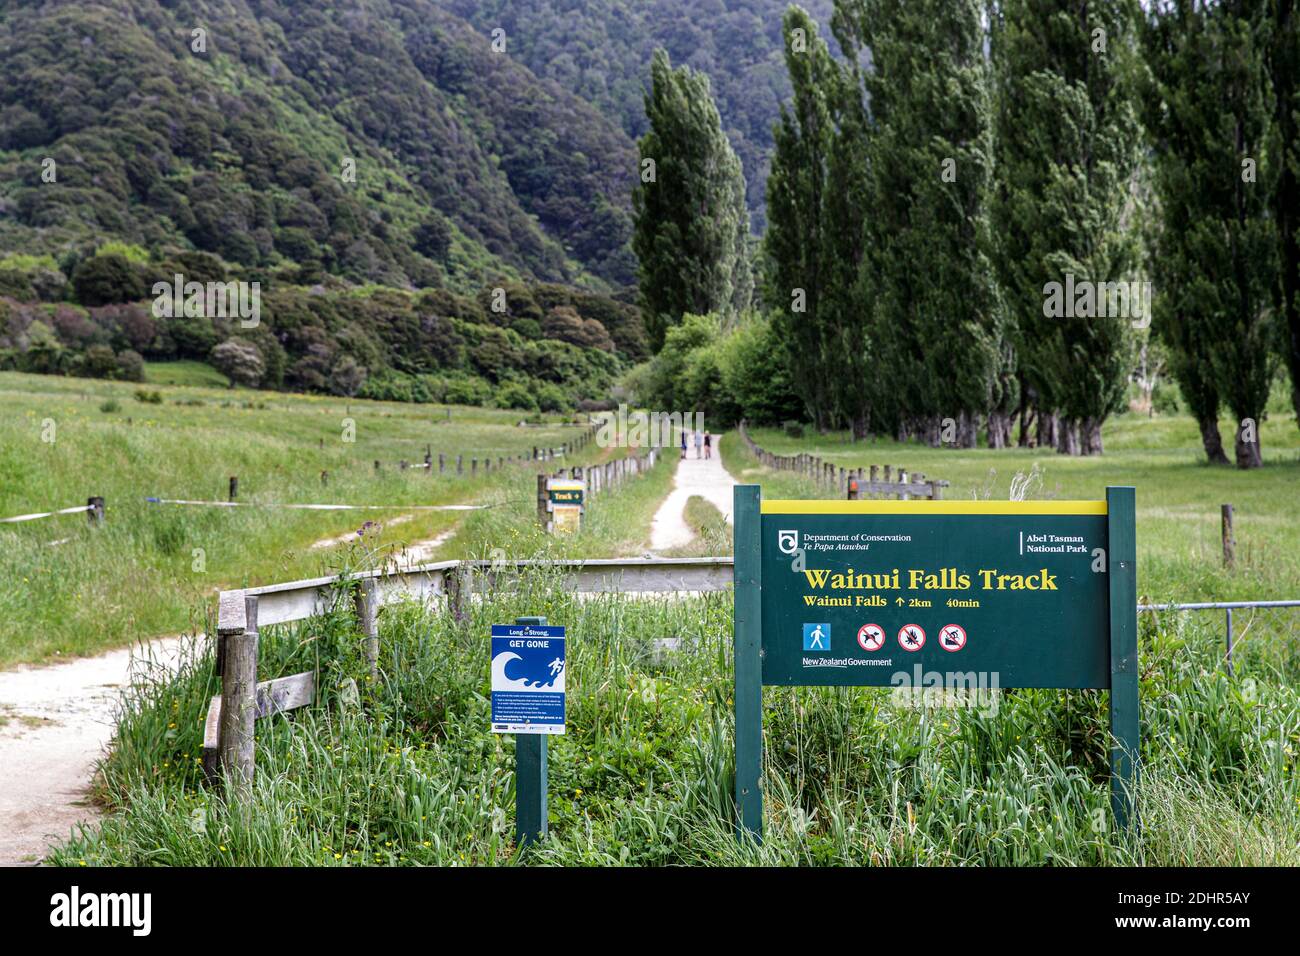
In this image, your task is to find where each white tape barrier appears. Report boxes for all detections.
[145,497,486,512]
[0,504,95,524]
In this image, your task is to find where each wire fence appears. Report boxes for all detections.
[1138,600,1300,675]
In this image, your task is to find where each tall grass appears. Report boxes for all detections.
[49,553,1300,866]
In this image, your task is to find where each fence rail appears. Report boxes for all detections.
[1137,599,1300,676]
[204,555,735,780]
[738,421,949,500]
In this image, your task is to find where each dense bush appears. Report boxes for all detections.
[0,258,638,406]
[625,312,802,426]
[0,0,638,288]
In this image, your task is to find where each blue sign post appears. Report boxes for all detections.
[491,618,566,848]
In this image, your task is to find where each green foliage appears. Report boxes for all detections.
[71,254,146,308]
[989,0,1145,454]
[44,570,1300,867]
[1273,1,1300,426]
[1143,0,1278,467]
[2,263,640,407]
[633,49,753,350]
[765,7,873,434]
[627,312,801,426]
[0,1,638,289]
[445,0,838,232]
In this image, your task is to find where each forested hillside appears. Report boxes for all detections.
[0,0,638,289]
[444,0,836,231]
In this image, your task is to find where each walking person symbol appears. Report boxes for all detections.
[803,623,831,651]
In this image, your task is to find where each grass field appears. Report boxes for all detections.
[143,361,230,389]
[0,371,601,666]
[12,384,1300,866]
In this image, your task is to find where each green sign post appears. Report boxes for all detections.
[732,485,1139,840]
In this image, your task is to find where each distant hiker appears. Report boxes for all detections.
[703,431,712,459]
[694,430,703,458]
[680,429,688,459]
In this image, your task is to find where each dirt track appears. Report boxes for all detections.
[0,517,458,865]
[649,443,737,550]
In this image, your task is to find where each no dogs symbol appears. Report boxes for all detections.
[939,624,968,652]
[857,623,886,652]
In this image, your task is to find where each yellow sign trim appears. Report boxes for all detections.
[760,499,1107,516]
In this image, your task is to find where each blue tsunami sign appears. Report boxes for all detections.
[491,624,565,735]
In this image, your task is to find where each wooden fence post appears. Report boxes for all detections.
[537,473,549,530]
[86,496,105,526]
[457,455,464,475]
[1221,504,1235,569]
[439,453,445,474]
[354,577,379,681]
[228,476,238,502]
[219,594,259,793]
[321,470,329,486]
[448,564,471,621]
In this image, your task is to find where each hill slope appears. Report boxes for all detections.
[0,0,638,289]
[443,0,837,231]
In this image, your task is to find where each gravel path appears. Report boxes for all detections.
[649,442,737,551]
[0,515,459,865]
[0,636,186,864]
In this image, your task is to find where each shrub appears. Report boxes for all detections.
[134,389,163,404]
[210,338,265,388]
[99,399,121,413]
[443,375,493,407]
[71,253,146,307]
[77,344,120,379]
[115,349,145,382]
[494,379,540,411]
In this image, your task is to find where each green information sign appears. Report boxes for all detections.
[732,485,1139,841]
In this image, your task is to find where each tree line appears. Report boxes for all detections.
[633,0,1300,468]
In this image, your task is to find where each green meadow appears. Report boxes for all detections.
[51,560,1300,867]
[5,380,1297,866]
[0,369,594,666]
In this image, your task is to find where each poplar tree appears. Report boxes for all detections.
[1272,0,1300,428]
[633,49,753,352]
[990,0,1144,455]
[765,6,872,434]
[840,0,1001,445]
[1144,0,1276,468]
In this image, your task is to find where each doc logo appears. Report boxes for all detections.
[802,623,830,651]
[778,529,799,555]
